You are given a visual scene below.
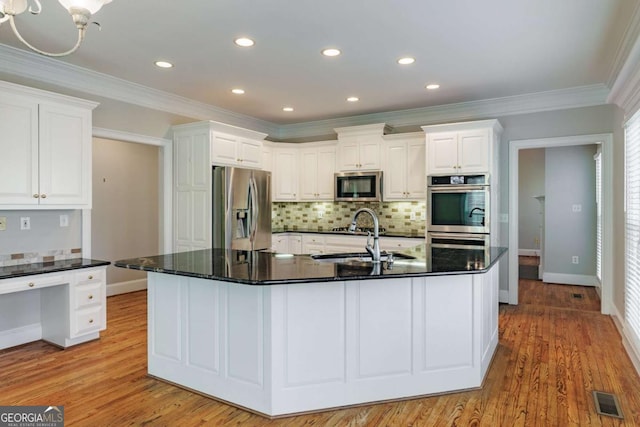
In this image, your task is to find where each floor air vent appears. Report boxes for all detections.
[572,293,583,299]
[593,391,624,419]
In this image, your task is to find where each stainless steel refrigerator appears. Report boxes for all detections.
[212,166,272,251]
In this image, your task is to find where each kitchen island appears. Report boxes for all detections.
[115,245,506,417]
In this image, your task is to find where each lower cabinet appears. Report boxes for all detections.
[0,266,107,350]
[272,233,423,255]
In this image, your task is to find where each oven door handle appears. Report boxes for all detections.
[428,185,488,192]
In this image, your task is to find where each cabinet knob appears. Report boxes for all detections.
[89,319,94,324]
[28,282,35,288]
[33,194,39,198]
[40,194,47,199]
[88,294,94,300]
[88,275,93,280]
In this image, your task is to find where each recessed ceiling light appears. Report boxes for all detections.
[426,84,440,90]
[397,57,415,65]
[234,37,255,47]
[322,48,341,57]
[154,61,173,68]
[283,107,294,112]
[346,96,359,102]
[231,88,245,95]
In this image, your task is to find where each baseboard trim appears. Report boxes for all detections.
[622,328,640,378]
[541,272,598,286]
[107,279,147,296]
[518,249,540,257]
[611,305,624,336]
[499,290,510,304]
[0,323,42,350]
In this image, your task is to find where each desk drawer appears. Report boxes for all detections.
[74,269,103,286]
[74,282,102,309]
[0,274,66,295]
[73,306,104,335]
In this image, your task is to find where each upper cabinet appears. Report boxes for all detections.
[211,132,263,169]
[335,123,389,171]
[299,142,336,201]
[272,145,299,201]
[382,132,426,201]
[423,120,503,175]
[0,82,97,209]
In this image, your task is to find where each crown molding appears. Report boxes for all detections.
[607,2,640,89]
[0,43,610,142]
[276,84,610,140]
[93,127,171,147]
[0,44,279,137]
[608,17,640,118]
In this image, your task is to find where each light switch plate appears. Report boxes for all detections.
[0,217,6,231]
[60,214,69,227]
[20,217,30,230]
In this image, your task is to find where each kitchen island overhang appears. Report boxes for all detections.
[115,246,506,417]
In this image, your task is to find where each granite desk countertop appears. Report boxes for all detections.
[115,245,507,286]
[0,259,111,281]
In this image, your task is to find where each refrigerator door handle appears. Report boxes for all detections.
[249,176,259,243]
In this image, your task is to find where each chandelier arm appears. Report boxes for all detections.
[9,16,85,57]
[28,0,42,15]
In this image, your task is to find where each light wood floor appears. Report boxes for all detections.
[1,278,639,426]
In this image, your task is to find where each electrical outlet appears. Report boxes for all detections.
[572,204,582,213]
[410,212,416,220]
[572,256,579,264]
[60,214,69,227]
[0,217,6,231]
[20,217,30,230]
[317,210,324,219]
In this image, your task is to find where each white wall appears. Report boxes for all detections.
[544,145,597,280]
[518,149,545,253]
[0,209,81,255]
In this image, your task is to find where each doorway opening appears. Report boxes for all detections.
[508,134,613,315]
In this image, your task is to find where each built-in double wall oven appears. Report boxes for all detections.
[427,173,490,249]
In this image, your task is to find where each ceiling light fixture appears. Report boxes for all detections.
[322,48,341,57]
[155,61,173,69]
[231,88,245,95]
[234,37,255,47]
[426,84,440,90]
[282,107,294,112]
[0,0,112,57]
[397,57,415,65]
[346,96,359,102]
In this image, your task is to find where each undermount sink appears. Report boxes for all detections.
[311,252,415,263]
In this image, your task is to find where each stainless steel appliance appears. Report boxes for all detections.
[427,174,490,234]
[212,166,271,251]
[335,171,383,202]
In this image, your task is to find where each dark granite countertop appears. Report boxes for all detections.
[114,245,507,286]
[271,228,425,238]
[0,259,111,280]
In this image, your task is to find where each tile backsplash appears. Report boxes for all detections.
[0,248,82,267]
[272,201,426,235]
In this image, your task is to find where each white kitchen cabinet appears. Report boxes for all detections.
[382,133,426,201]
[211,132,263,169]
[1,266,107,349]
[334,123,389,171]
[299,142,336,200]
[423,120,502,175]
[171,120,268,252]
[262,143,273,172]
[0,82,97,209]
[271,234,289,253]
[272,145,299,201]
[302,234,325,254]
[289,234,303,254]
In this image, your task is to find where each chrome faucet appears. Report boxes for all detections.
[349,207,381,263]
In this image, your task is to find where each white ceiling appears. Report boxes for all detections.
[0,0,637,125]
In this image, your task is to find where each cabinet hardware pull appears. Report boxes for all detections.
[89,319,94,324]
[88,295,94,300]
[28,282,35,287]
[33,194,39,198]
[88,275,93,280]
[40,194,47,198]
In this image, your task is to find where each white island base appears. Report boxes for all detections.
[147,264,499,417]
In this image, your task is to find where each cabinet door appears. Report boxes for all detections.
[457,130,489,173]
[336,137,360,171]
[427,132,458,175]
[238,138,263,169]
[38,102,91,206]
[0,95,39,205]
[383,141,407,200]
[272,234,289,253]
[302,234,325,255]
[406,139,426,199]
[262,145,273,172]
[299,148,319,200]
[211,132,238,165]
[289,235,303,254]
[358,139,381,170]
[273,148,298,201]
[316,146,336,200]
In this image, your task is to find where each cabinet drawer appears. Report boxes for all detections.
[0,274,66,295]
[74,268,103,286]
[73,306,104,335]
[74,282,102,309]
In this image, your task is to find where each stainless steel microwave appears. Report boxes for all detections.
[335,171,383,202]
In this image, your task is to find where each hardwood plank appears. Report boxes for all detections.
[1,286,639,426]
